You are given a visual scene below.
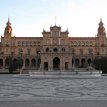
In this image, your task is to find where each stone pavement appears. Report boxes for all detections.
[0,74,107,107]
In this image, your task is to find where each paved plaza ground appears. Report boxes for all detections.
[0,74,107,107]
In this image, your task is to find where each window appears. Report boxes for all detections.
[62,48,65,52]
[80,48,83,55]
[27,48,31,55]
[6,41,9,46]
[71,42,74,46]
[53,48,58,52]
[88,48,93,55]
[86,41,89,46]
[30,42,32,46]
[71,48,75,55]
[78,41,81,46]
[33,41,36,46]
[22,41,24,46]
[18,48,23,56]
[82,41,85,46]
[26,41,28,46]
[53,31,59,37]
[18,41,21,46]
[74,41,77,46]
[46,48,49,52]
[36,49,40,55]
[90,42,93,46]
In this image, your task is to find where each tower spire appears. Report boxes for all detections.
[55,16,57,26]
[7,17,11,26]
[100,18,102,22]
[97,18,106,36]
[4,17,12,36]
[8,17,10,23]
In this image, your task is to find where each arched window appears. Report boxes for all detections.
[62,48,65,52]
[53,48,58,52]
[18,48,23,56]
[82,41,85,46]
[22,41,24,46]
[87,59,92,66]
[31,59,36,67]
[18,41,21,46]
[80,48,83,55]
[78,41,81,46]
[0,59,3,67]
[71,48,76,55]
[90,42,93,46]
[25,59,29,67]
[27,48,31,55]
[46,48,49,52]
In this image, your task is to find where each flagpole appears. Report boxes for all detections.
[55,16,56,25]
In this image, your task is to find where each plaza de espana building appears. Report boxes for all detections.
[0,18,107,72]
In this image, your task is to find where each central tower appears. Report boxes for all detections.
[41,25,72,71]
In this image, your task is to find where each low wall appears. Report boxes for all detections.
[29,70,102,75]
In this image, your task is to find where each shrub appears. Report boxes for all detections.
[93,56,107,74]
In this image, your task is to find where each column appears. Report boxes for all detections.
[69,55,72,71]
[23,59,25,69]
[60,55,64,71]
[29,58,31,68]
[49,53,53,71]
[3,58,5,70]
[35,58,37,70]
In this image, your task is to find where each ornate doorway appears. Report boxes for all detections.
[53,57,60,70]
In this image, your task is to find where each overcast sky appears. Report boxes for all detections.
[0,0,107,37]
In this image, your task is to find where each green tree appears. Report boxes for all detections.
[93,56,107,74]
[8,56,23,73]
[8,56,14,73]
[13,60,18,71]
[17,57,23,69]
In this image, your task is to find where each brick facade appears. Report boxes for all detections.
[0,19,106,72]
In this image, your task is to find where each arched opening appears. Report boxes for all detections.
[53,57,60,70]
[31,59,36,67]
[37,58,41,69]
[5,57,9,67]
[46,48,49,52]
[87,59,92,66]
[53,48,58,52]
[13,59,18,70]
[0,59,3,67]
[25,59,29,67]
[13,59,17,63]
[65,62,69,70]
[72,59,74,66]
[44,62,48,70]
[81,59,86,68]
[75,59,80,67]
[62,48,65,52]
